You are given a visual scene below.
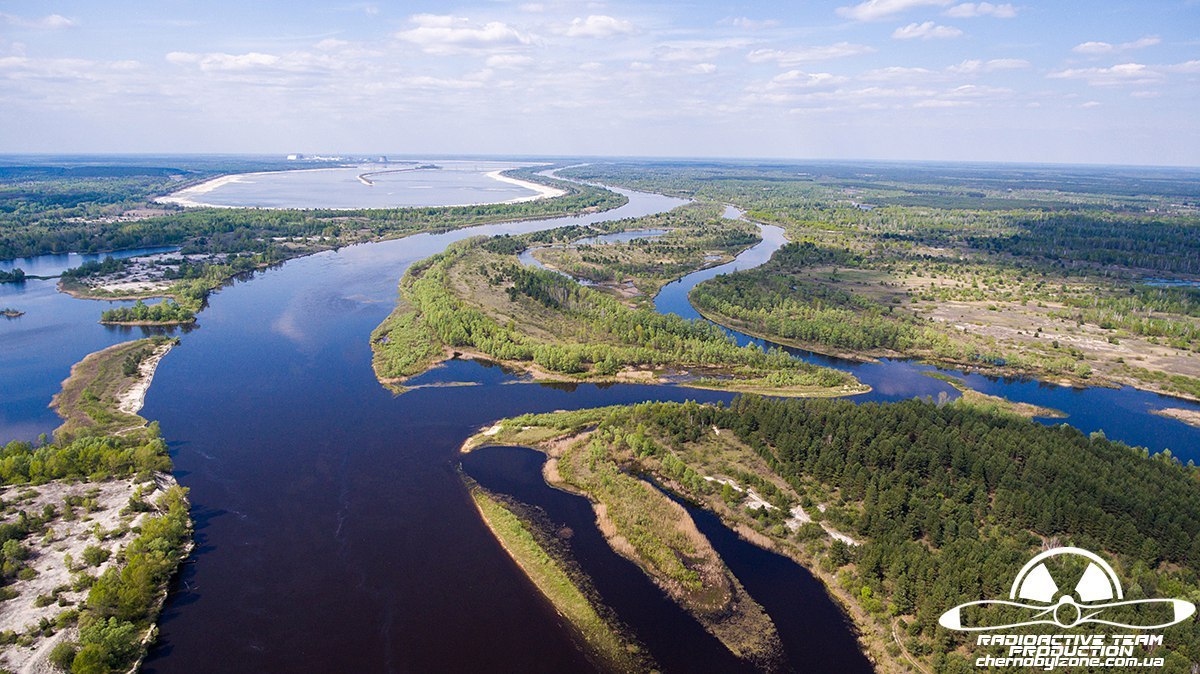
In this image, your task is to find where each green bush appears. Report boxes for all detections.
[48,641,77,670]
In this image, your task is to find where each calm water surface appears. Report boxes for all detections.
[1,245,189,440]
[177,161,542,209]
[461,445,873,673]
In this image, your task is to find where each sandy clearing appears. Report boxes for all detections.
[783,503,860,546]
[0,474,177,673]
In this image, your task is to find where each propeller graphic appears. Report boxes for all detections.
[939,547,1196,631]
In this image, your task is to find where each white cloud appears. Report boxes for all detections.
[167,51,282,71]
[1165,60,1200,74]
[1044,58,1197,88]
[486,54,534,69]
[859,57,1027,83]
[657,38,754,62]
[944,3,1016,18]
[1081,100,1101,108]
[947,57,1029,74]
[563,15,635,38]
[893,22,963,40]
[1124,36,1162,50]
[399,75,484,90]
[688,63,717,74]
[0,13,77,29]
[860,66,936,81]
[836,0,953,21]
[1072,41,1112,55]
[768,70,848,88]
[1048,62,1165,86]
[519,3,545,12]
[915,98,975,108]
[746,42,875,66]
[943,83,1012,98]
[395,14,531,54]
[727,17,781,30]
[1072,36,1160,55]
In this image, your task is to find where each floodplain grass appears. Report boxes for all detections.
[469,489,649,673]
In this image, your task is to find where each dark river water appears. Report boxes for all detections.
[0,179,1198,673]
[461,445,873,674]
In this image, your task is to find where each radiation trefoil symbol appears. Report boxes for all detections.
[939,547,1196,631]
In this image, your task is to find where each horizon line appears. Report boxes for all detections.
[0,152,1198,171]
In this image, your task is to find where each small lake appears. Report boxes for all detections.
[574,229,668,246]
[167,161,545,209]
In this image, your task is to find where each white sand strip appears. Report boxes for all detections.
[117,341,176,416]
[489,170,567,203]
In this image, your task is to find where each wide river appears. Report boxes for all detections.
[1,177,1198,672]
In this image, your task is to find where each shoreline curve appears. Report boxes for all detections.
[155,166,566,210]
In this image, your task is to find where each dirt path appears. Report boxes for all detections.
[892,618,931,674]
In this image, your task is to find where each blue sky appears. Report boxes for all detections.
[1,1,1197,165]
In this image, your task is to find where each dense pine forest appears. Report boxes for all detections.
[489,396,1200,673]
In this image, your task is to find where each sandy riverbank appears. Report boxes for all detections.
[488,170,567,203]
[1152,407,1200,428]
[52,338,178,439]
[117,340,176,416]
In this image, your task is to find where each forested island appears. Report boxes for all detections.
[0,337,190,673]
[562,163,1200,401]
[370,206,865,397]
[464,395,1200,673]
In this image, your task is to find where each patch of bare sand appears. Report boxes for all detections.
[1152,407,1200,428]
[117,341,175,417]
[0,473,177,673]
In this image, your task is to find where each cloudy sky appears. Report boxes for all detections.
[1,0,1197,165]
